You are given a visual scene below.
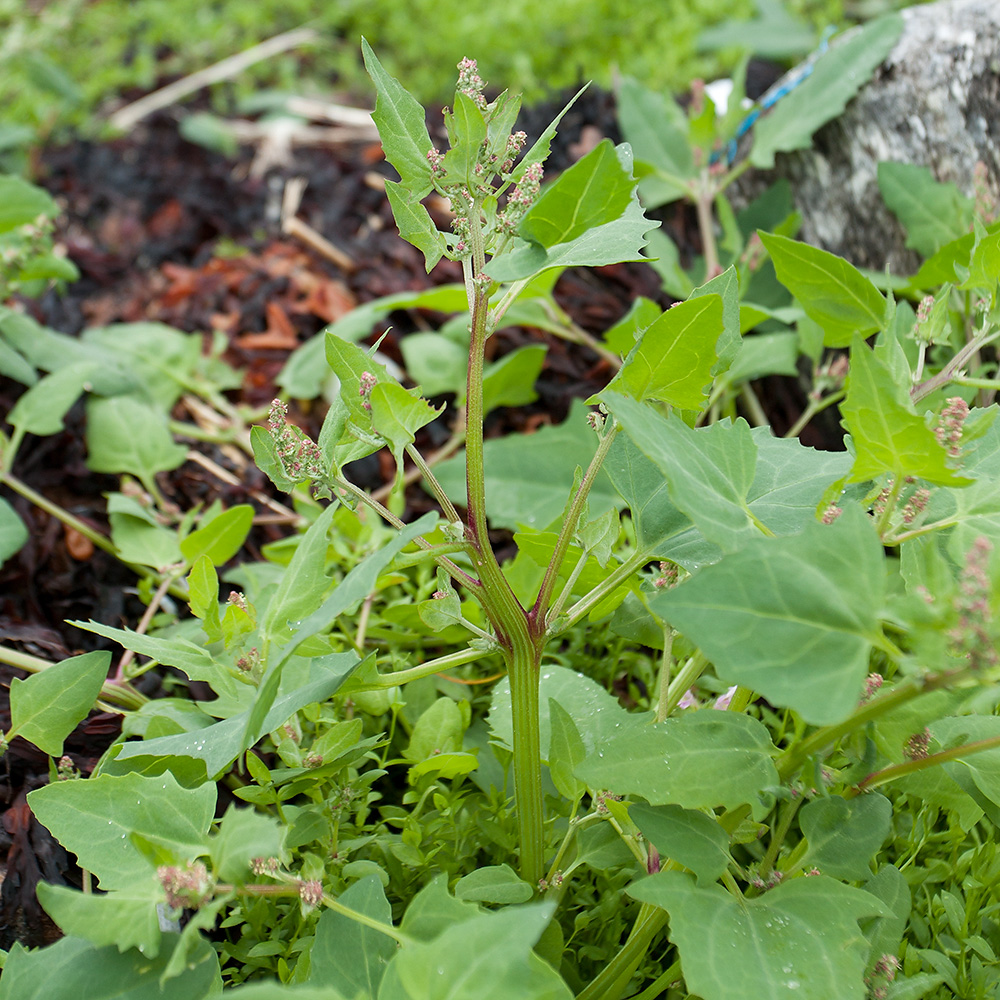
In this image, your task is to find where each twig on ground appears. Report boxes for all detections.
[108,27,318,131]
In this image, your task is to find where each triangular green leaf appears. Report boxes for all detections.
[760,233,884,347]
[384,180,446,272]
[878,162,974,259]
[653,508,885,725]
[604,393,759,553]
[841,337,970,484]
[630,803,732,887]
[489,143,657,282]
[629,871,887,999]
[28,772,214,891]
[598,295,721,408]
[309,875,396,996]
[575,711,778,818]
[800,793,892,880]
[9,651,109,757]
[361,38,433,196]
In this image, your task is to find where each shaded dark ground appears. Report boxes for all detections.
[0,83,822,949]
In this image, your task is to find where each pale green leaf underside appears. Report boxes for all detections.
[652,509,885,725]
[575,711,778,819]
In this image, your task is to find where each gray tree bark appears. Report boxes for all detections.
[733,0,1000,274]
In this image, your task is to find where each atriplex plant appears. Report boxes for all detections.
[7,34,1000,1000]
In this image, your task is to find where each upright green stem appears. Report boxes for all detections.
[694,180,720,278]
[463,202,547,884]
[559,550,647,632]
[654,628,675,723]
[533,424,619,619]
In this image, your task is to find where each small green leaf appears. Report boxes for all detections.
[400,332,467,397]
[750,16,904,168]
[310,875,396,996]
[878,162,974,258]
[576,506,618,568]
[576,711,778,818]
[548,698,587,800]
[210,807,282,888]
[361,38,433,196]
[0,174,58,232]
[108,512,182,570]
[454,865,534,905]
[86,394,187,484]
[442,91,488,187]
[760,233,885,347]
[0,496,28,563]
[489,143,656,282]
[961,228,1000,292]
[9,651,109,757]
[597,295,721,408]
[389,903,570,1000]
[179,504,254,567]
[629,802,732,887]
[28,772,214,891]
[369,381,442,453]
[36,882,163,957]
[250,424,298,492]
[7,364,96,436]
[722,332,799,385]
[629,871,887,1000]
[384,180,446,272]
[417,585,466,634]
[482,344,546,414]
[653,508,885,725]
[404,698,465,763]
[187,555,222,641]
[800,794,892,880]
[841,337,970,485]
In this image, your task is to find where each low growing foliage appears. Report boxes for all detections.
[3,31,1000,1000]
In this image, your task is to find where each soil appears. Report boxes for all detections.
[0,83,825,948]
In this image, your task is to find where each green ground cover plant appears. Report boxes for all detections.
[2,27,1000,1000]
[0,0,845,161]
